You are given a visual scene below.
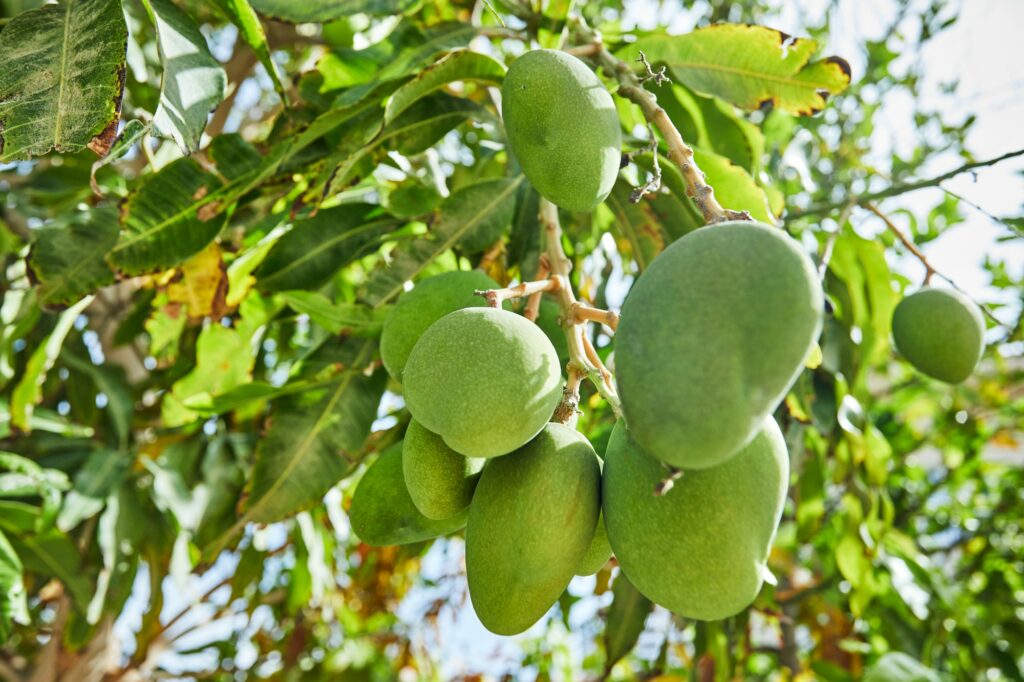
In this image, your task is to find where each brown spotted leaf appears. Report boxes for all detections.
[618,24,851,116]
[107,157,226,275]
[0,0,127,161]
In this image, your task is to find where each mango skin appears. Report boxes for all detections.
[615,221,823,469]
[349,442,467,546]
[402,420,484,520]
[602,417,789,621]
[403,307,562,458]
[892,287,984,384]
[380,270,498,383]
[575,512,612,576]
[466,423,601,635]
[502,49,621,212]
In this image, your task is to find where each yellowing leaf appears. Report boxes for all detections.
[166,243,229,322]
[619,24,851,116]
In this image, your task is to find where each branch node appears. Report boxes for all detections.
[636,51,670,85]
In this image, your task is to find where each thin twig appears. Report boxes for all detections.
[862,203,1005,327]
[523,257,551,322]
[787,148,1024,219]
[571,19,750,225]
[627,122,663,203]
[572,302,620,331]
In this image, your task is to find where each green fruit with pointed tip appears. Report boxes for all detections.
[864,652,942,682]
[380,270,499,383]
[466,423,601,635]
[892,287,984,384]
[349,442,467,546]
[402,420,484,520]
[403,307,562,458]
[603,417,788,620]
[615,221,823,469]
[502,49,621,212]
[576,513,612,576]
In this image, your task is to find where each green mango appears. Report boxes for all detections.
[349,442,467,546]
[615,221,822,469]
[403,307,562,458]
[380,270,499,383]
[864,652,943,682]
[575,512,612,576]
[502,49,621,212]
[603,417,788,620]
[402,419,484,520]
[892,287,984,383]
[466,423,601,635]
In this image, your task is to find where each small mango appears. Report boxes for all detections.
[602,418,789,621]
[466,424,601,635]
[892,287,984,383]
[402,419,484,520]
[502,49,621,212]
[380,270,499,383]
[349,442,467,546]
[403,307,562,458]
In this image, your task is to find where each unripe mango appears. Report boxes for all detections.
[403,307,562,458]
[380,270,499,383]
[402,419,484,520]
[892,287,984,383]
[615,221,822,469]
[349,442,467,546]
[466,424,601,635]
[502,49,621,212]
[602,418,789,620]
[576,513,612,576]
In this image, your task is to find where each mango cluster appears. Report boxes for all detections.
[354,271,605,635]
[607,221,824,620]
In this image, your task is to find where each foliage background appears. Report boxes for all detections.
[0,0,1021,680]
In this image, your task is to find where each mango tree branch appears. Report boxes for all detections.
[787,147,1024,219]
[570,18,750,225]
[862,202,1005,328]
[477,199,623,422]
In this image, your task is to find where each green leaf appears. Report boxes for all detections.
[0,452,70,530]
[383,49,505,124]
[364,176,523,306]
[255,204,395,292]
[0,0,128,161]
[0,529,28,640]
[603,572,652,672]
[211,0,290,106]
[382,92,482,156]
[107,157,226,275]
[604,179,669,271]
[9,296,93,432]
[162,324,256,427]
[8,527,93,610]
[317,21,477,90]
[280,291,385,335]
[141,0,226,153]
[220,338,385,542]
[250,0,419,22]
[207,132,262,180]
[693,148,774,223]
[620,24,852,116]
[56,448,130,532]
[90,120,150,194]
[27,207,118,308]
